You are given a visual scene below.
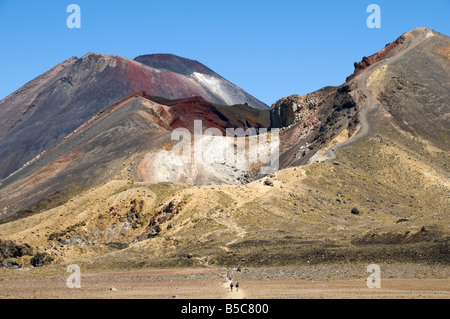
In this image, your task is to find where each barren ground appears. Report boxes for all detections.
[0,265,448,299]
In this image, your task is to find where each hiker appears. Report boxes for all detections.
[235,282,239,292]
[230,282,234,292]
[227,271,232,281]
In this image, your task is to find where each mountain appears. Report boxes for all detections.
[134,54,269,110]
[0,53,268,180]
[271,28,450,168]
[0,92,269,222]
[0,28,448,270]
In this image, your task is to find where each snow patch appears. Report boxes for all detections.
[191,72,247,105]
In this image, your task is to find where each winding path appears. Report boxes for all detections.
[325,30,426,160]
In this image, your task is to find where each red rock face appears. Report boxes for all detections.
[119,58,207,100]
[147,95,269,134]
[160,97,229,132]
[348,35,405,80]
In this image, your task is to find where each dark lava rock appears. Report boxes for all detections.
[351,208,360,215]
[2,259,20,268]
[0,240,33,259]
[30,253,53,268]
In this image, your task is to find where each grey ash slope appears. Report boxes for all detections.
[375,28,450,150]
[0,96,172,222]
[134,54,218,77]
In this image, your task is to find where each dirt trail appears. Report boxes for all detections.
[222,280,246,299]
[222,273,247,299]
[325,65,381,160]
[0,267,449,299]
[325,31,425,160]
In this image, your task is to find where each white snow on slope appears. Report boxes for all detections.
[191,72,249,106]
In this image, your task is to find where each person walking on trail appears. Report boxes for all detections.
[227,272,232,281]
[230,282,234,292]
[235,282,239,292]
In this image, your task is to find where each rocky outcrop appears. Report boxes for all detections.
[0,239,33,268]
[135,198,186,241]
[347,34,406,81]
[30,252,53,267]
[275,83,359,168]
[270,86,335,128]
[0,239,33,260]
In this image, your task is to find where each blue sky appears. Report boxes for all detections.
[0,0,449,105]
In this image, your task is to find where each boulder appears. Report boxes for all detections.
[30,252,53,267]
